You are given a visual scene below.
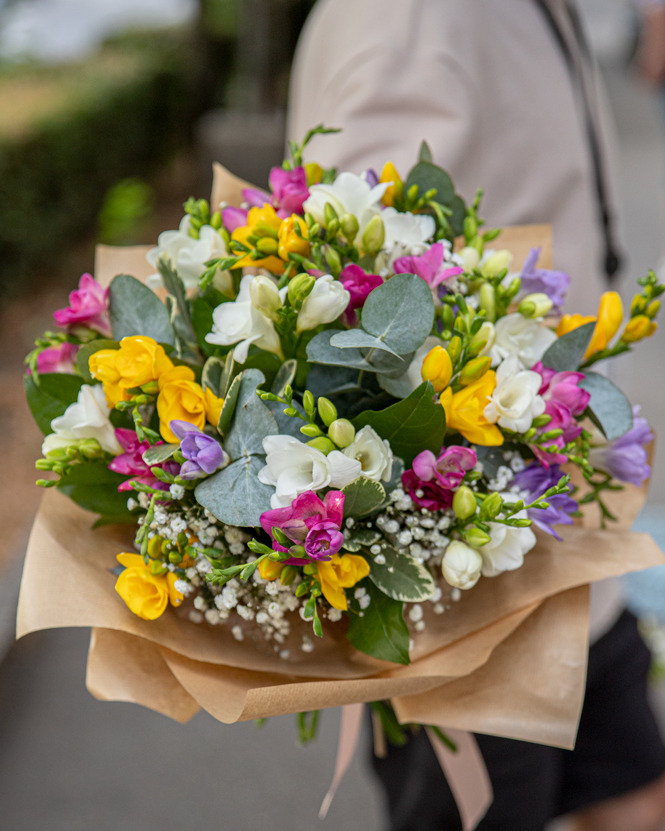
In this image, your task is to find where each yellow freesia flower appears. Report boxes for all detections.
[556,291,623,359]
[156,366,223,442]
[421,345,453,392]
[232,204,284,274]
[379,161,403,207]
[305,162,323,186]
[278,215,310,261]
[89,336,174,408]
[317,554,370,611]
[440,371,504,446]
[115,553,183,620]
[621,315,658,343]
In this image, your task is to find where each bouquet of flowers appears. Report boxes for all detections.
[21,129,663,756]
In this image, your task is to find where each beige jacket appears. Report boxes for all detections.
[288,0,622,315]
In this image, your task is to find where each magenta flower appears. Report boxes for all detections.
[260,490,345,563]
[412,446,477,489]
[108,429,179,492]
[401,470,454,512]
[394,243,463,290]
[531,363,590,466]
[339,264,383,325]
[53,274,111,337]
[242,186,271,209]
[269,166,309,217]
[36,342,79,374]
[222,205,248,233]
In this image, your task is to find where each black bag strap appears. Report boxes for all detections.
[533,0,622,281]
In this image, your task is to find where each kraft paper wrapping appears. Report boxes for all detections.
[16,162,662,746]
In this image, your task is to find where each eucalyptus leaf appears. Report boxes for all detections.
[418,140,433,163]
[342,476,387,518]
[76,339,119,383]
[202,356,225,395]
[404,161,455,206]
[195,455,273,527]
[224,370,277,458]
[158,255,197,341]
[219,350,236,397]
[265,399,305,438]
[109,274,174,344]
[165,294,201,363]
[382,458,405,496]
[307,330,374,372]
[346,578,410,665]
[449,194,466,237]
[142,443,179,465]
[360,273,434,355]
[542,321,596,372]
[217,372,244,438]
[369,547,436,602]
[377,370,416,400]
[579,371,633,441]
[24,373,85,435]
[330,329,404,359]
[353,382,445,468]
[271,359,297,396]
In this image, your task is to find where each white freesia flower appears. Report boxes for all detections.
[381,207,435,254]
[258,436,361,508]
[479,500,537,577]
[442,541,483,589]
[297,275,350,333]
[249,274,282,321]
[42,384,121,456]
[146,216,232,294]
[206,274,283,364]
[484,355,545,433]
[489,312,557,368]
[342,426,393,482]
[303,172,388,246]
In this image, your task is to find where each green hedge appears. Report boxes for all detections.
[0,30,222,298]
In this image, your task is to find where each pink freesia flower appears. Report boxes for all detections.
[36,342,79,374]
[401,470,454,512]
[412,446,478,489]
[393,243,463,290]
[242,186,271,209]
[53,274,111,337]
[222,205,248,233]
[339,264,383,325]
[269,166,309,217]
[530,363,590,467]
[260,490,345,563]
[108,429,179,492]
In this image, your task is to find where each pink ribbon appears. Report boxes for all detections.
[320,705,493,829]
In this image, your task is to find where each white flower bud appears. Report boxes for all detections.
[442,541,483,590]
[518,292,553,319]
[481,249,513,278]
[296,275,350,333]
[459,246,480,272]
[249,275,282,321]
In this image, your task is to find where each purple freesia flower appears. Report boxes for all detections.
[339,264,383,325]
[242,186,271,209]
[362,168,380,188]
[519,247,571,313]
[260,490,345,563]
[588,406,653,487]
[222,205,248,233]
[394,243,463,290]
[109,429,179,492]
[512,462,577,540]
[36,342,79,374]
[53,274,111,336]
[269,166,309,217]
[170,420,228,480]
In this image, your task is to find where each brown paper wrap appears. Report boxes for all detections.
[17,162,664,748]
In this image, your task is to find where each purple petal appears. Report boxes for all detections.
[222,206,248,233]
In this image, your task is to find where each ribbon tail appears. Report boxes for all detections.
[426,727,493,831]
[319,702,364,820]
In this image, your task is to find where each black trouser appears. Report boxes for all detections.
[371,611,665,831]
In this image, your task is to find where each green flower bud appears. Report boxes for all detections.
[453,485,477,520]
[307,437,336,455]
[272,527,291,547]
[479,492,503,521]
[256,237,279,256]
[458,356,491,385]
[35,458,53,471]
[280,566,298,586]
[361,214,385,256]
[147,535,164,559]
[300,423,323,438]
[328,418,356,448]
[340,213,359,242]
[322,244,342,277]
[441,303,455,330]
[459,246,480,272]
[168,550,182,564]
[446,335,462,364]
[531,413,552,428]
[150,559,168,576]
[464,526,492,547]
[480,249,512,278]
[288,273,315,308]
[518,292,553,319]
[647,299,661,319]
[303,390,315,415]
[78,438,103,460]
[479,282,496,322]
[324,202,339,225]
[317,397,338,426]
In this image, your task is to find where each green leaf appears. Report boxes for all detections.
[307,330,408,376]
[405,161,454,206]
[217,372,242,436]
[449,194,466,237]
[76,339,119,383]
[369,547,436,602]
[271,359,297,397]
[542,321,595,372]
[418,140,433,163]
[242,350,283,391]
[579,371,633,441]
[191,295,216,357]
[201,356,225,396]
[109,274,175,344]
[195,455,273,527]
[342,527,382,552]
[360,273,434,355]
[346,578,410,665]
[225,369,277,458]
[142,444,179,465]
[352,382,445,468]
[219,350,237,397]
[24,373,85,435]
[342,476,387,518]
[330,329,403,358]
[158,256,197,340]
[57,461,131,517]
[92,514,140,528]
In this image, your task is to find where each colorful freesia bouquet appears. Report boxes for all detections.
[25,128,661,682]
